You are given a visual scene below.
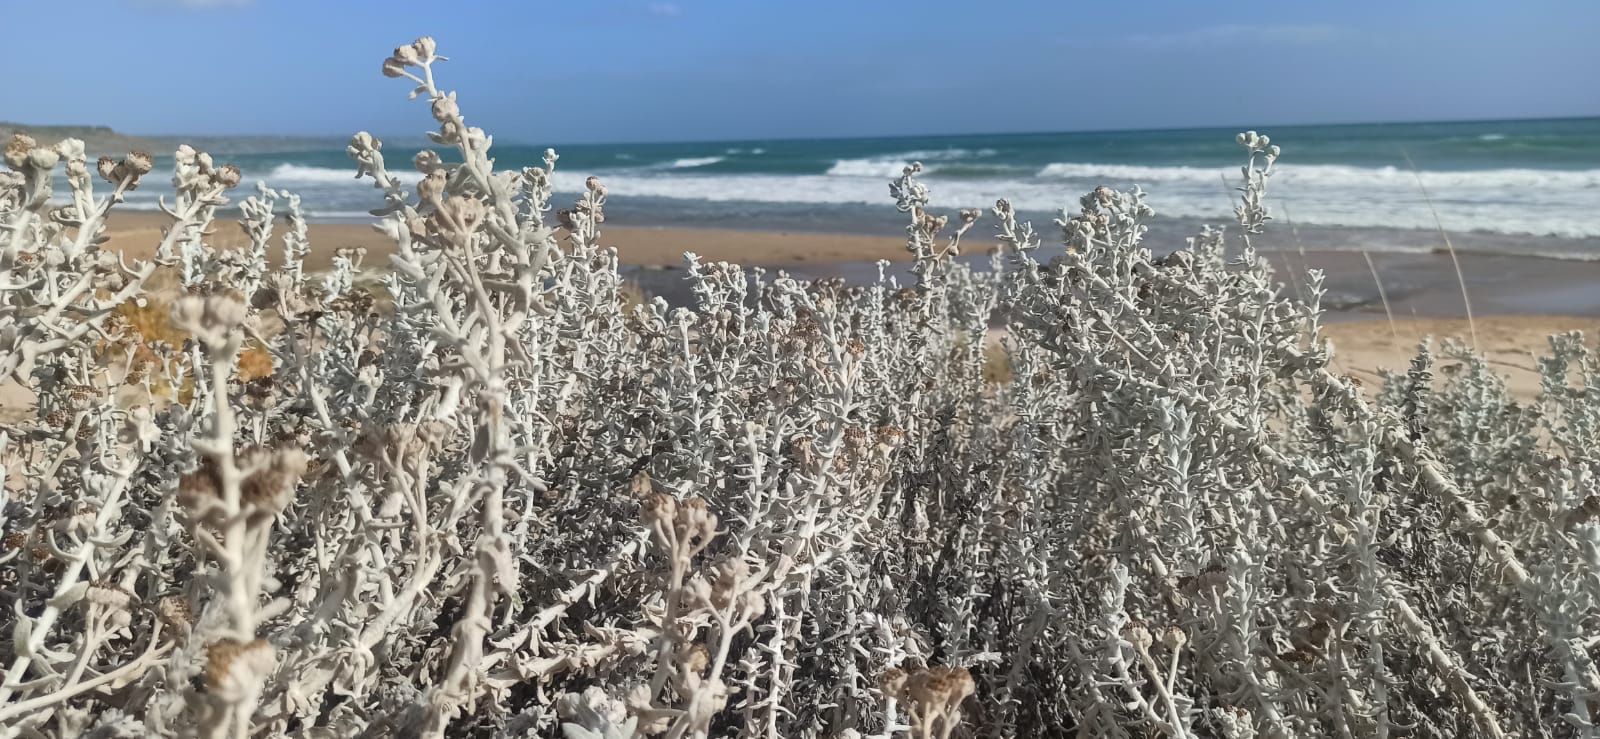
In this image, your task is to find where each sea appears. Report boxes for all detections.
[111,117,1600,259]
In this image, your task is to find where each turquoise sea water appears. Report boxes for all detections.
[120,117,1600,251]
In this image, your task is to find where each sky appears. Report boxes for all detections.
[5,0,1598,144]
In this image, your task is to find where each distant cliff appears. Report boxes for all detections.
[0,123,436,158]
[0,122,177,157]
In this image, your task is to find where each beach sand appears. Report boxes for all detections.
[1321,316,1600,400]
[2,213,1595,421]
[97,212,920,270]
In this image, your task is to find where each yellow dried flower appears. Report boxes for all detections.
[204,638,274,692]
[5,133,35,170]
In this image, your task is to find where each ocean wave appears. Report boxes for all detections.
[897,148,998,161]
[826,158,918,177]
[128,160,1600,240]
[666,156,724,169]
[1036,161,1600,190]
[267,163,423,185]
[582,171,1600,238]
[825,148,1000,177]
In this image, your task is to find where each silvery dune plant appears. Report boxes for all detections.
[1,36,1598,739]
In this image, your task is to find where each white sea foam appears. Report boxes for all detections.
[825,148,1000,177]
[826,158,917,177]
[1037,161,1600,190]
[110,160,1600,241]
[587,169,1600,239]
[666,156,724,168]
[267,163,423,185]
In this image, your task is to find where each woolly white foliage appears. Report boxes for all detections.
[1,37,1598,739]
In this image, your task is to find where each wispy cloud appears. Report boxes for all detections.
[645,2,682,17]
[130,0,253,9]
[1118,23,1347,50]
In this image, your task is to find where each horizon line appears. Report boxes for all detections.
[11,113,1596,150]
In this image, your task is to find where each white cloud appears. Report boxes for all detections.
[1119,23,1346,49]
[646,2,682,17]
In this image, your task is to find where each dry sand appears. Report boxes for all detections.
[97,212,923,271]
[1322,315,1600,400]
[3,214,1596,420]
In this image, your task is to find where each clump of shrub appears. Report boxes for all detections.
[1,36,1597,739]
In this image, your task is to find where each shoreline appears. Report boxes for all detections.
[5,215,1600,420]
[98,210,1600,321]
[99,212,924,270]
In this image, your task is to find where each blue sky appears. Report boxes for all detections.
[7,0,1598,144]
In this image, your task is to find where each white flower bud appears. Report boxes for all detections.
[414,149,443,174]
[431,93,460,123]
[54,138,85,161]
[27,147,59,171]
[392,44,421,66]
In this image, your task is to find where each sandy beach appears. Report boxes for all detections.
[101,210,1600,359]
[98,211,1600,318]
[98,212,923,271]
[0,211,1592,422]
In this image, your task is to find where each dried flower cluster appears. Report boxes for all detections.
[2,37,1598,739]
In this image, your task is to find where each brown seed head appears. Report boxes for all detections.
[157,595,194,628]
[1123,620,1153,651]
[642,492,677,528]
[212,164,242,189]
[124,151,154,176]
[879,668,908,701]
[238,444,308,515]
[4,133,35,170]
[204,638,274,691]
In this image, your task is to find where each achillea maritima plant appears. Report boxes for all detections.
[1,36,1598,739]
